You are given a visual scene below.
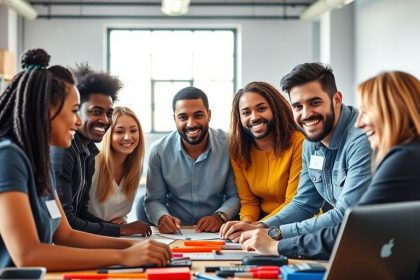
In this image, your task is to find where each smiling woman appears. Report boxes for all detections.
[0,48,171,270]
[88,106,146,226]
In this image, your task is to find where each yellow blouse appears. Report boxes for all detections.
[231,131,304,222]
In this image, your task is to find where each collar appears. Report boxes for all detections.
[314,104,353,150]
[73,132,99,157]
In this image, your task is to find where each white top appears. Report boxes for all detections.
[88,160,136,221]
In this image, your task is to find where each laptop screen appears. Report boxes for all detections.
[325,201,420,280]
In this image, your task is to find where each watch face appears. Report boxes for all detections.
[268,226,281,239]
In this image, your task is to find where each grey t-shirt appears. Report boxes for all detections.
[0,138,60,268]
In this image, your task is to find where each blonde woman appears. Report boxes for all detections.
[89,107,149,231]
[239,71,420,260]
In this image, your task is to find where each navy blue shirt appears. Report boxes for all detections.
[278,138,420,259]
[0,138,60,268]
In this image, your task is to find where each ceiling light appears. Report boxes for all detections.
[300,0,355,22]
[161,0,191,16]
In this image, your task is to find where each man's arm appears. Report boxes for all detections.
[215,164,240,221]
[279,134,372,238]
[144,147,170,226]
[263,141,324,228]
[278,223,340,260]
[51,146,120,236]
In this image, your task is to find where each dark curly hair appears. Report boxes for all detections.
[73,63,122,104]
[0,48,76,196]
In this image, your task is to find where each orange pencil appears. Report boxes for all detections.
[172,246,222,253]
[184,240,225,246]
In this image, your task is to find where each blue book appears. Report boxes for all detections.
[281,263,326,280]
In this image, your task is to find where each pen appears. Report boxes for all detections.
[205,265,280,272]
[193,272,225,280]
[216,270,280,279]
[177,228,183,235]
[97,268,144,274]
[63,273,146,279]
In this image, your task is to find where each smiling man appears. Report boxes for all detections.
[222,63,372,244]
[51,64,124,236]
[144,86,240,233]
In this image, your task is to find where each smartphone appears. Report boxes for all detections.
[242,255,288,266]
[0,267,46,280]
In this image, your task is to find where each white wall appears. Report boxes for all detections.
[355,0,420,83]
[22,18,313,90]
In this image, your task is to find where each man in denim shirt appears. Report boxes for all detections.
[144,87,240,233]
[221,63,371,246]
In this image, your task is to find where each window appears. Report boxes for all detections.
[108,28,236,133]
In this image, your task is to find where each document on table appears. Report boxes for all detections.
[154,228,220,240]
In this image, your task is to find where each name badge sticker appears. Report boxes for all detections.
[45,200,62,219]
[309,155,324,170]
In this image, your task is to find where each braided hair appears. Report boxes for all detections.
[0,48,75,196]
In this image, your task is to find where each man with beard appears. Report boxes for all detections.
[220,81,304,227]
[221,63,372,244]
[51,64,151,237]
[144,86,240,233]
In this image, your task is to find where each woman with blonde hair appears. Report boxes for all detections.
[239,71,420,260]
[89,106,147,226]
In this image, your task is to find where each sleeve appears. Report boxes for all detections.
[279,133,372,238]
[264,141,324,228]
[0,144,30,193]
[231,158,260,222]
[144,146,171,225]
[214,162,240,221]
[358,146,420,205]
[51,146,120,236]
[278,223,340,260]
[262,133,304,221]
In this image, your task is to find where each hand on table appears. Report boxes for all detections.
[194,215,224,232]
[239,228,279,255]
[158,215,181,234]
[122,239,171,267]
[219,221,266,242]
[120,220,152,236]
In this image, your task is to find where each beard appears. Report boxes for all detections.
[177,124,209,145]
[301,104,335,142]
[243,118,274,140]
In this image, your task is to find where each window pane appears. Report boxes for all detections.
[153,81,191,132]
[109,28,236,133]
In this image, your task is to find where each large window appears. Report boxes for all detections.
[108,28,236,133]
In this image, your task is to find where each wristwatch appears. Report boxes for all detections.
[214,211,228,222]
[268,226,283,240]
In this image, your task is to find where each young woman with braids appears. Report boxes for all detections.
[0,49,171,270]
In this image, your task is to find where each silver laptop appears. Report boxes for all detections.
[325,201,420,280]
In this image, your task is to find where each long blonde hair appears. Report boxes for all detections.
[96,106,145,202]
[357,71,420,166]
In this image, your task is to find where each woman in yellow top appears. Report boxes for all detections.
[228,81,304,223]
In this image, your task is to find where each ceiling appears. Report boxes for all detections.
[28,0,314,20]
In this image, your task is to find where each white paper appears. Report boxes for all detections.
[155,228,220,240]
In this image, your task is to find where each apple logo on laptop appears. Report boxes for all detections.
[380,238,394,258]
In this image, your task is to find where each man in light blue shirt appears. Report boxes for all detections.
[144,86,240,233]
[221,63,372,244]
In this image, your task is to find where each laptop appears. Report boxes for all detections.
[325,201,420,280]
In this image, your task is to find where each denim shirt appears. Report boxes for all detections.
[264,105,372,238]
[144,128,240,225]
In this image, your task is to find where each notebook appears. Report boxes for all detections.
[325,201,420,280]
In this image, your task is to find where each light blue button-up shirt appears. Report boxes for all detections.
[264,105,372,238]
[144,128,240,225]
